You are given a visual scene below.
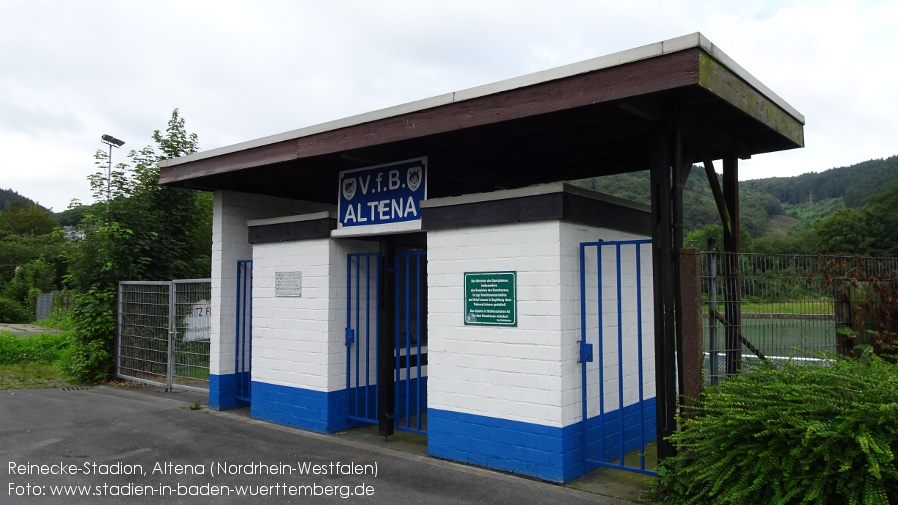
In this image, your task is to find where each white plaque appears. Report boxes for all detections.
[275,271,302,297]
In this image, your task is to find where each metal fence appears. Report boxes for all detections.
[117,279,212,392]
[35,293,55,321]
[702,252,898,383]
[35,290,75,322]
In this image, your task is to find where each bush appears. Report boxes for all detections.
[58,339,109,384]
[654,353,898,504]
[0,297,30,323]
[63,287,115,383]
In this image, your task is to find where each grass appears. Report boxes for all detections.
[36,315,76,331]
[0,330,77,389]
[0,362,74,389]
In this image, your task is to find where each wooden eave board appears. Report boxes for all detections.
[696,51,805,149]
[159,48,702,186]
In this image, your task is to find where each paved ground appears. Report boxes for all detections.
[0,323,64,337]
[0,385,645,504]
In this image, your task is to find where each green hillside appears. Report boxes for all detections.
[0,188,37,211]
[743,155,898,208]
[571,166,781,237]
[5,153,898,242]
[573,155,898,241]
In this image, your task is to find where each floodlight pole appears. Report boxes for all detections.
[100,134,125,208]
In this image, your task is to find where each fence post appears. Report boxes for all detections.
[833,279,852,355]
[708,241,718,386]
[723,252,743,375]
[116,283,123,380]
[167,282,175,391]
[679,247,704,412]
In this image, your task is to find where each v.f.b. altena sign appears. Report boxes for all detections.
[338,158,427,229]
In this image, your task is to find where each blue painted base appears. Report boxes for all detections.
[250,381,360,433]
[346,377,428,425]
[428,399,656,483]
[209,373,249,410]
[584,398,657,464]
[222,378,654,483]
[395,376,427,419]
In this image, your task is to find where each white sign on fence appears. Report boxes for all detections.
[183,299,211,341]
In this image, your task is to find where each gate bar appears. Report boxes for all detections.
[636,243,647,471]
[235,261,252,402]
[580,240,656,476]
[396,251,427,434]
[346,253,380,425]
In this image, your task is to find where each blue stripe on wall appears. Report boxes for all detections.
[250,381,360,433]
[209,373,249,410]
[429,399,656,482]
[583,398,657,465]
[217,377,653,483]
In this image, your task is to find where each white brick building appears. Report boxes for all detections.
[158,34,805,482]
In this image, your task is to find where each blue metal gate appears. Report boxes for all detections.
[579,240,656,475]
[235,260,252,403]
[346,253,380,425]
[395,251,427,434]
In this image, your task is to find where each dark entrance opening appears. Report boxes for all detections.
[346,232,427,438]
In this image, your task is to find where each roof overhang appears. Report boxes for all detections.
[159,32,804,203]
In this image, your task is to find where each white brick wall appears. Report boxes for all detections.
[248,236,379,392]
[210,191,331,376]
[428,222,565,427]
[428,220,653,428]
[250,239,330,389]
[561,223,654,425]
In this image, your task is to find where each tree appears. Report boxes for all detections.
[67,109,211,291]
[750,229,819,255]
[815,208,874,255]
[55,201,97,227]
[2,257,56,312]
[65,109,212,382]
[863,179,898,256]
[0,234,69,293]
[0,200,59,237]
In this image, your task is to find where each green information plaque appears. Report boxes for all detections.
[464,271,517,326]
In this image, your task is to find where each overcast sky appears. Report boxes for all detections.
[1,0,895,212]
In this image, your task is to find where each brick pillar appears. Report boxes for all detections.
[679,247,704,412]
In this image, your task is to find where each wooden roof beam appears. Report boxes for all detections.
[697,51,804,148]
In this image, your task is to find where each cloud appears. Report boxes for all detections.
[0,0,895,210]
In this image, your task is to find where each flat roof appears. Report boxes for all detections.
[161,32,801,170]
[160,32,804,203]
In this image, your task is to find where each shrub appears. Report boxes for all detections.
[654,353,898,504]
[62,287,115,383]
[0,297,30,323]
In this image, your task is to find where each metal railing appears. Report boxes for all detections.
[117,279,211,392]
[702,252,898,383]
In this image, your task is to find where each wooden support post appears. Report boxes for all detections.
[722,154,742,375]
[650,125,676,460]
[703,159,729,230]
[679,247,704,414]
[672,120,685,411]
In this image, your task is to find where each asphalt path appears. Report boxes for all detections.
[1,386,630,504]
[0,324,64,337]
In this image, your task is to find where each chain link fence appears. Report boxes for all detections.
[117,279,211,392]
[701,252,898,384]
